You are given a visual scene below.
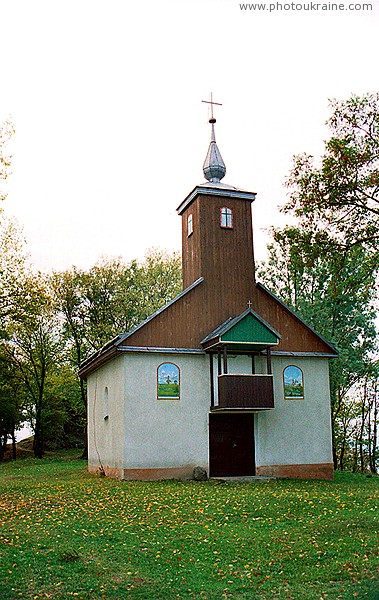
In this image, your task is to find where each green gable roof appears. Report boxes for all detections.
[201,308,281,351]
[222,312,279,344]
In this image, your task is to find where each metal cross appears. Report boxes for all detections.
[202,92,222,120]
[247,300,252,309]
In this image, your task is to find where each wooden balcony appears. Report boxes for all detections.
[215,374,274,410]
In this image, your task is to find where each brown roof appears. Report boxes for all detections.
[79,277,337,379]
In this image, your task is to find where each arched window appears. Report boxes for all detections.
[188,214,193,236]
[283,366,304,399]
[157,363,180,400]
[220,207,233,228]
[104,387,109,418]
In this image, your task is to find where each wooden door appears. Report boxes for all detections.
[209,413,255,477]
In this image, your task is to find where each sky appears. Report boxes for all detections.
[0,0,378,272]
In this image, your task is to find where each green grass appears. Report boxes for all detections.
[157,383,180,398]
[0,453,378,599]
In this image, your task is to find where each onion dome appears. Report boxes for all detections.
[203,117,226,183]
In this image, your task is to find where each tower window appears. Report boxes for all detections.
[187,214,193,236]
[220,207,233,228]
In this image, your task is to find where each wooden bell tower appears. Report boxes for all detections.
[176,96,257,317]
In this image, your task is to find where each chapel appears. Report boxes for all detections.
[79,105,337,480]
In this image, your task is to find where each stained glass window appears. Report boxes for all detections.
[157,363,180,400]
[283,366,304,399]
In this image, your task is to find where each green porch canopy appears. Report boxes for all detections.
[201,308,281,352]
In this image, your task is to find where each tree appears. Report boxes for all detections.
[0,118,31,459]
[42,365,85,450]
[0,350,24,461]
[0,214,27,331]
[51,249,182,455]
[4,273,63,458]
[50,266,89,451]
[52,249,182,357]
[259,225,379,469]
[0,117,14,204]
[350,371,379,473]
[0,118,25,332]
[76,249,182,351]
[284,92,379,249]
[259,92,379,471]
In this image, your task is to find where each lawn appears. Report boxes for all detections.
[0,452,378,599]
[157,383,180,398]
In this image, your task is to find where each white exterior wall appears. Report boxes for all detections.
[87,354,125,474]
[256,356,333,467]
[211,353,333,470]
[123,352,210,472]
[87,350,333,479]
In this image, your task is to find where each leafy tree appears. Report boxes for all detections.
[0,119,31,459]
[75,249,182,351]
[0,117,14,203]
[52,249,182,356]
[3,273,63,458]
[42,365,85,450]
[259,225,379,469]
[259,92,379,471]
[0,351,24,461]
[0,214,27,331]
[367,374,379,473]
[350,371,379,473]
[50,266,89,451]
[284,92,379,249]
[0,118,25,331]
[51,249,182,455]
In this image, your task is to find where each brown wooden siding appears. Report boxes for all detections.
[88,188,337,362]
[181,198,201,289]
[126,275,261,349]
[125,274,334,354]
[253,285,334,353]
[217,374,275,409]
[182,194,256,293]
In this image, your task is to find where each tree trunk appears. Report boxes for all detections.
[338,418,350,471]
[0,434,6,462]
[370,380,378,474]
[331,416,338,470]
[33,363,46,459]
[339,436,345,470]
[359,381,367,472]
[352,432,358,472]
[332,432,338,470]
[33,397,44,459]
[11,429,17,460]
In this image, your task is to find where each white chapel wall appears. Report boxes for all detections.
[122,352,210,474]
[256,356,333,468]
[87,354,125,475]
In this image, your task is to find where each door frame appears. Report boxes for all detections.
[209,412,256,477]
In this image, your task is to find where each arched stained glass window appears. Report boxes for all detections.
[157,363,180,400]
[283,366,304,399]
[220,207,233,228]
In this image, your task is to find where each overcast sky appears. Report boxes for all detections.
[0,0,378,271]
